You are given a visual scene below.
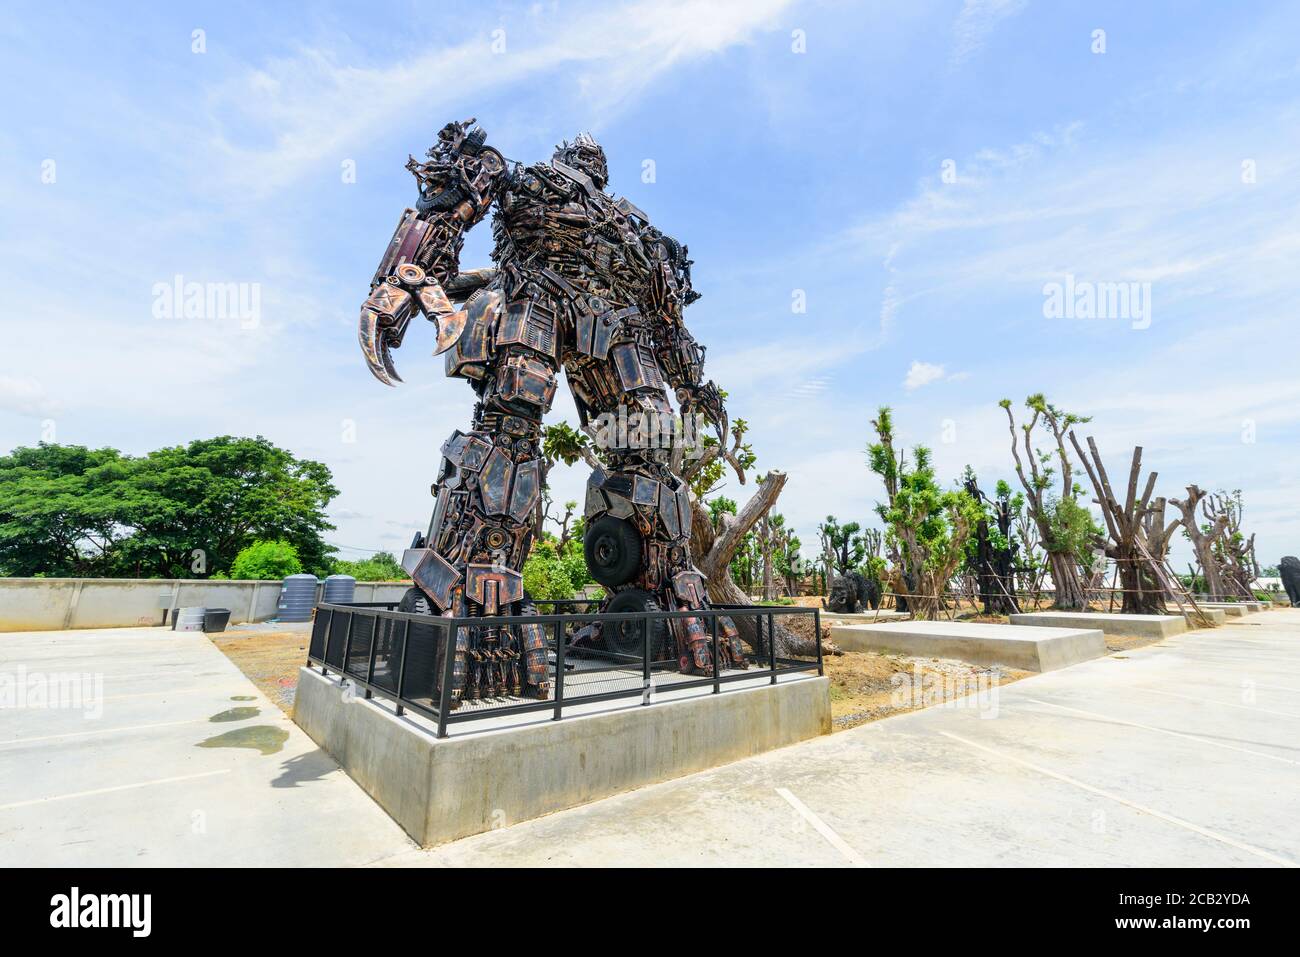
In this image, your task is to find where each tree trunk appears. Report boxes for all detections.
[689,471,821,657]
[1171,486,1227,600]
[1048,551,1088,610]
[1195,540,1225,599]
[1115,547,1165,614]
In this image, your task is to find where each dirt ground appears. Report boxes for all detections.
[823,652,1032,730]
[786,596,1177,725]
[209,626,310,714]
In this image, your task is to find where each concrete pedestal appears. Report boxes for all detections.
[293,667,830,847]
[829,620,1106,671]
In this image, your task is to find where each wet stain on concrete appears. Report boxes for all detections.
[196,726,289,755]
[210,706,260,722]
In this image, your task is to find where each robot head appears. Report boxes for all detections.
[553,132,608,190]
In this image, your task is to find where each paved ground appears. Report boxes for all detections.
[377,609,1300,867]
[0,625,414,866]
[4,612,1297,867]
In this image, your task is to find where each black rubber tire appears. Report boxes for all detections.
[603,588,666,658]
[395,586,440,700]
[583,515,643,588]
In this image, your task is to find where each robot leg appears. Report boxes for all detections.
[402,349,558,703]
[579,393,744,674]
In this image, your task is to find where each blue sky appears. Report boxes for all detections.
[2,0,1298,569]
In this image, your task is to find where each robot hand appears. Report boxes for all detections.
[360,260,467,386]
[675,380,728,446]
[359,276,417,386]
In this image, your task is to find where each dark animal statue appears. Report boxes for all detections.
[825,572,881,613]
[1281,556,1300,605]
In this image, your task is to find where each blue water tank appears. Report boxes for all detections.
[322,574,356,604]
[277,574,318,622]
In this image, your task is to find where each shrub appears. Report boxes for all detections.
[331,550,407,581]
[523,551,575,600]
[229,540,302,580]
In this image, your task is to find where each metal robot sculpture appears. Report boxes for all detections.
[358,119,744,706]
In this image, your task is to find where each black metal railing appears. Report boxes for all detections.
[307,600,822,737]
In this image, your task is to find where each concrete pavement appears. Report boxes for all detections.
[0,625,414,866]
[5,613,1297,867]
[378,609,1300,867]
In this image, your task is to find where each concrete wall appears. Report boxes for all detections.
[0,578,411,632]
[294,666,832,847]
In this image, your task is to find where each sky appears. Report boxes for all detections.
[2,0,1298,571]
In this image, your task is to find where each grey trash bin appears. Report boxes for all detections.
[175,607,207,632]
[204,608,232,633]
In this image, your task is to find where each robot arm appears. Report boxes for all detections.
[643,229,728,439]
[359,119,507,385]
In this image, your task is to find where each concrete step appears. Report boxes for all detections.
[1197,601,1261,616]
[821,609,911,625]
[829,620,1106,671]
[1010,610,1198,637]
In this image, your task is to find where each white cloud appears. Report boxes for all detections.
[903,360,948,390]
[0,376,63,419]
[202,0,793,196]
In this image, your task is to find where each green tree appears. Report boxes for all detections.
[0,437,338,578]
[818,516,866,576]
[230,539,303,579]
[686,415,755,498]
[998,394,1096,610]
[522,535,582,600]
[542,422,597,470]
[868,407,981,620]
[0,444,134,577]
[116,436,337,577]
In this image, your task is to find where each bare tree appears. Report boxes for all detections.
[1069,434,1166,615]
[1170,485,1228,599]
[1000,395,1092,610]
[1141,497,1182,565]
[1205,490,1258,598]
[688,471,819,656]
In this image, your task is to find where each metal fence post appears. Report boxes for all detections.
[342,613,356,682]
[365,616,380,698]
[319,609,333,676]
[394,618,410,718]
[768,612,777,685]
[552,620,565,721]
[710,613,720,694]
[641,616,650,705]
[436,619,456,738]
[814,607,824,676]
